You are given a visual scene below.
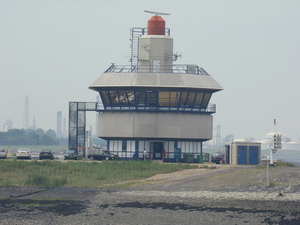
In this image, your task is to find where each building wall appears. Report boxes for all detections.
[98,112,213,140]
[108,139,202,161]
[227,142,261,165]
[139,35,173,68]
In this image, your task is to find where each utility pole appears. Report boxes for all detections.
[267,119,282,186]
[270,119,281,166]
[23,95,29,130]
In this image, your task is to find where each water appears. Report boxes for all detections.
[261,149,300,165]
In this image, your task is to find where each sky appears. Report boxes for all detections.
[1,0,299,142]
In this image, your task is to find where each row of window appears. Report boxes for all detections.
[100,91,212,110]
[108,140,202,156]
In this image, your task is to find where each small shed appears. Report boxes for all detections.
[225,142,261,165]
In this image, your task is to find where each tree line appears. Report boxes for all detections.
[0,128,61,146]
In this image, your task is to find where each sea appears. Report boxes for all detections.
[261,149,300,166]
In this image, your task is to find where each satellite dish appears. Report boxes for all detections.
[144,10,170,16]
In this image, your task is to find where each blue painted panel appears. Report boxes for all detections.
[174,148,181,159]
[134,140,139,159]
[249,146,259,165]
[238,146,247,164]
[225,145,230,164]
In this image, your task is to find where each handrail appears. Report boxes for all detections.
[104,64,209,75]
[96,103,216,114]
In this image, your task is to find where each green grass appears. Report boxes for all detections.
[269,181,275,186]
[278,161,296,167]
[0,160,196,188]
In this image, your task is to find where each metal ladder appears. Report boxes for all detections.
[130,28,144,69]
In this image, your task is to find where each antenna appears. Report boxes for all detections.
[23,95,29,130]
[144,10,170,16]
[32,116,36,130]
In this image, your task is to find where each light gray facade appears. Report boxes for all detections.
[97,112,213,140]
[90,72,222,91]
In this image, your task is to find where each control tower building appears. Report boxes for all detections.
[89,11,223,161]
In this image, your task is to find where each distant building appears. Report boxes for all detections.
[63,117,66,138]
[3,119,13,132]
[257,132,300,151]
[57,111,62,138]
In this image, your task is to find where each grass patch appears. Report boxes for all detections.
[269,181,275,186]
[1,180,13,187]
[25,174,51,187]
[279,161,296,167]
[0,160,196,188]
[21,203,40,207]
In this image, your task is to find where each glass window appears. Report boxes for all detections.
[186,92,196,107]
[179,92,188,107]
[170,92,179,106]
[135,92,145,105]
[98,90,212,112]
[127,91,135,105]
[109,91,119,105]
[122,140,127,151]
[158,92,169,106]
[202,93,211,107]
[194,93,204,107]
[146,92,157,106]
[100,91,110,106]
[118,91,128,105]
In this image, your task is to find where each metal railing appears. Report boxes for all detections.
[96,103,216,114]
[104,64,209,75]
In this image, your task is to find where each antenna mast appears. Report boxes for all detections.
[23,95,29,130]
[33,116,36,130]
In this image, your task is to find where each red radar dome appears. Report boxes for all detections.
[147,16,165,35]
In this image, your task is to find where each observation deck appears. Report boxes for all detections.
[90,64,222,115]
[104,64,209,75]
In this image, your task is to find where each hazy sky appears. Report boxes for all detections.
[1,0,299,142]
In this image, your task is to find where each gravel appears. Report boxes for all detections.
[1,163,300,224]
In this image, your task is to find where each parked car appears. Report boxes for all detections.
[64,150,78,160]
[89,150,119,161]
[0,148,7,159]
[39,149,54,160]
[211,152,225,164]
[16,148,31,160]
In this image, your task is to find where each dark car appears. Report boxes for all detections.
[211,152,225,164]
[64,150,78,160]
[39,149,54,160]
[89,150,119,161]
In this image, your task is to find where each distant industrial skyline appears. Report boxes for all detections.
[1,95,97,138]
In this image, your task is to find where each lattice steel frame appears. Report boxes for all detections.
[68,102,98,157]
